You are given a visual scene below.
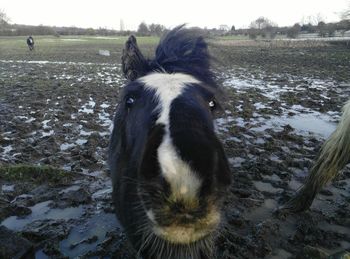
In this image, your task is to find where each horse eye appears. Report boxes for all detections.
[126,97,135,108]
[209,100,216,110]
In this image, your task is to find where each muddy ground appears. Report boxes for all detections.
[0,37,349,258]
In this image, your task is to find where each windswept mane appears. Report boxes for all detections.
[149,25,215,85]
[121,25,216,86]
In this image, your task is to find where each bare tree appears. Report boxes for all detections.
[0,9,10,26]
[250,17,265,30]
[249,17,277,39]
[341,3,350,20]
[219,25,229,31]
[315,13,325,24]
[301,13,325,26]
[250,17,276,29]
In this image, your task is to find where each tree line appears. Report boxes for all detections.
[239,16,350,39]
[1,8,349,38]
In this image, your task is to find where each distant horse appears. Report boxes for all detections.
[281,99,350,212]
[27,36,34,51]
[109,26,231,258]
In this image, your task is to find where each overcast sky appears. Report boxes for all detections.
[2,0,349,30]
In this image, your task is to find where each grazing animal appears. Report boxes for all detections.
[27,36,34,51]
[281,99,350,212]
[109,26,231,258]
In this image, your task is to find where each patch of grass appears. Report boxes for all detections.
[0,164,74,185]
[216,35,250,41]
[0,35,159,63]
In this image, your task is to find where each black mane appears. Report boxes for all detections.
[121,25,216,86]
[150,25,215,85]
[149,25,215,86]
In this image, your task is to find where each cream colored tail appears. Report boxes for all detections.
[281,100,350,212]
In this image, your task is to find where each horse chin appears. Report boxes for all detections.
[139,220,217,258]
[152,224,214,245]
[146,207,221,245]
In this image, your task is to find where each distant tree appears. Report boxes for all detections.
[341,3,350,20]
[250,17,276,29]
[287,23,301,38]
[318,21,327,37]
[315,13,326,25]
[248,28,259,40]
[219,25,229,31]
[86,28,96,35]
[300,23,316,33]
[337,19,350,36]
[137,22,150,36]
[231,25,235,31]
[0,9,10,26]
[149,23,165,36]
[249,17,277,39]
[302,14,325,26]
[252,17,263,29]
[326,23,336,37]
[343,11,350,20]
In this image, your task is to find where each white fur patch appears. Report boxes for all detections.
[158,136,201,200]
[140,73,201,201]
[140,73,199,125]
[146,210,156,223]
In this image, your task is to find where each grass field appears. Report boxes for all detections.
[0,35,159,62]
[0,35,350,258]
[2,34,349,80]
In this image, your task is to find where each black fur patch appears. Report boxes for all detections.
[150,25,216,86]
[169,85,231,197]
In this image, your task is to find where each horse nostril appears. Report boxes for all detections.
[170,201,187,214]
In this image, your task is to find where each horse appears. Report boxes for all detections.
[281,99,350,212]
[27,36,34,51]
[108,26,231,258]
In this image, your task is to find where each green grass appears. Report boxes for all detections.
[0,35,160,63]
[0,35,159,45]
[0,164,74,185]
[0,34,289,65]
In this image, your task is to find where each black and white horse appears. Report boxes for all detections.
[109,26,231,258]
[27,36,34,51]
[282,99,350,212]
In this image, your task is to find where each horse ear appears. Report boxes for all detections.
[121,35,149,81]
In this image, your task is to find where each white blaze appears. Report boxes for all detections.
[140,73,202,200]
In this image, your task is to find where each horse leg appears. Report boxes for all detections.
[280,100,350,213]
